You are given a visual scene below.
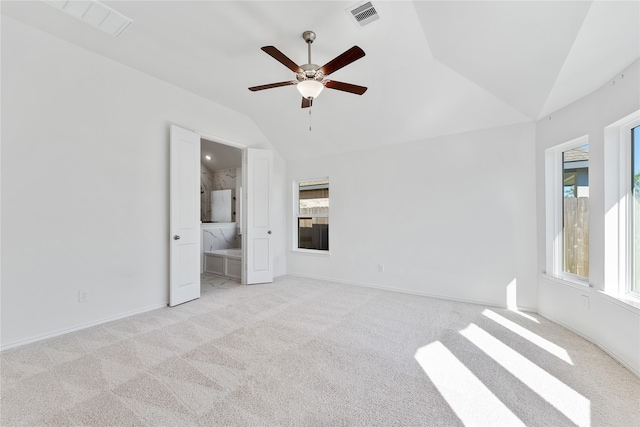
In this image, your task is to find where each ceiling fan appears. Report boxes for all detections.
[248,31,367,108]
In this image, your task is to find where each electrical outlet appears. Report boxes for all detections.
[78,291,89,303]
[378,264,385,273]
[581,295,589,309]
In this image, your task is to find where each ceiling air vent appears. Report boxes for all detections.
[347,1,380,27]
[43,1,133,37]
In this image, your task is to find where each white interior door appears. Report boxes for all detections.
[243,148,273,284]
[169,125,200,306]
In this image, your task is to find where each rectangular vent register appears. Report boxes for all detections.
[347,2,380,27]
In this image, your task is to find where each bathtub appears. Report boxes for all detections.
[204,249,242,279]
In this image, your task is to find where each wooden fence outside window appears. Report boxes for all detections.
[563,197,589,277]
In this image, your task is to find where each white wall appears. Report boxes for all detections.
[535,59,640,375]
[0,17,287,348]
[287,122,538,310]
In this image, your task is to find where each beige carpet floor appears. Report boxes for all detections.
[1,274,639,426]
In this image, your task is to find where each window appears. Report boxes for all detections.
[545,135,590,285]
[604,110,640,303]
[632,125,639,294]
[296,179,329,251]
[562,144,589,278]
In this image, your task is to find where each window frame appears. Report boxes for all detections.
[545,135,590,287]
[632,126,640,296]
[292,177,330,255]
[604,111,640,301]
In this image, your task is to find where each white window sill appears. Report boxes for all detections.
[542,273,640,313]
[291,248,331,257]
[599,291,640,314]
[541,273,592,291]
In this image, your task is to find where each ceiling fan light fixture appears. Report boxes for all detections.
[297,80,324,99]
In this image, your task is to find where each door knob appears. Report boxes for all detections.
[174,235,181,240]
[268,230,272,234]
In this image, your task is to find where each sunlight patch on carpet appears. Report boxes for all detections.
[460,323,590,426]
[414,341,526,426]
[507,308,540,323]
[483,309,573,364]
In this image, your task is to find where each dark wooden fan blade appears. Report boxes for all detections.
[319,46,365,76]
[261,46,303,73]
[301,97,312,108]
[248,81,298,92]
[324,80,368,95]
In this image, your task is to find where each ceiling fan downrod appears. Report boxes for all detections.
[302,30,315,65]
[303,32,315,132]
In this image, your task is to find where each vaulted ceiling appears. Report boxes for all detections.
[2,1,638,160]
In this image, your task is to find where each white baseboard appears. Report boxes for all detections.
[0,302,168,352]
[286,272,537,313]
[290,273,638,377]
[2,274,287,351]
[538,310,640,378]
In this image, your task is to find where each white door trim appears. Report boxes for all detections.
[169,125,273,300]
[195,130,247,150]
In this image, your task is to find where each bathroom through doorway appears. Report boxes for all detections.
[200,138,243,280]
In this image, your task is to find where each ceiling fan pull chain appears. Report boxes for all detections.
[309,108,312,132]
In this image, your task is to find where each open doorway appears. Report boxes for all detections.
[170,125,272,306]
[200,138,243,281]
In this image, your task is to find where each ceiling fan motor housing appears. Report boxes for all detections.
[297,64,324,82]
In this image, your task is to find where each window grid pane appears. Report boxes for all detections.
[562,144,589,278]
[298,217,329,250]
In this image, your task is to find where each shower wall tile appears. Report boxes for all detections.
[211,189,232,222]
[201,163,216,222]
[213,168,237,222]
[213,168,236,191]
[202,224,240,251]
[201,167,236,222]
